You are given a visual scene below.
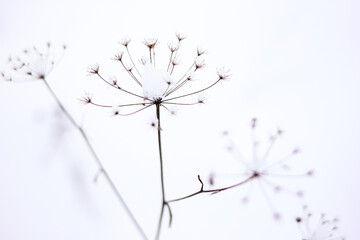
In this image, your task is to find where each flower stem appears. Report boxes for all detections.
[155,103,166,240]
[42,78,148,240]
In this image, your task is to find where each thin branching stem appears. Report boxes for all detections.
[165,77,189,96]
[167,175,256,203]
[117,104,153,116]
[166,52,174,72]
[164,78,221,102]
[164,102,200,106]
[165,61,195,96]
[95,72,144,99]
[170,64,175,75]
[42,78,148,240]
[126,46,142,78]
[88,101,151,108]
[118,60,142,87]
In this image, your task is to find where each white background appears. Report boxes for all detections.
[0,0,359,239]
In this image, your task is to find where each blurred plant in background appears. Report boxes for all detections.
[208,118,314,220]
[296,205,345,240]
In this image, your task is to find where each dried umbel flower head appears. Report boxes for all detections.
[1,42,66,81]
[143,38,159,49]
[210,119,313,220]
[296,206,345,240]
[86,34,229,118]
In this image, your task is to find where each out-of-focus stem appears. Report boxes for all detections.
[42,78,148,240]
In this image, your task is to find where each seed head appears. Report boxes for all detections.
[197,47,205,56]
[120,37,131,47]
[195,58,206,70]
[109,75,117,85]
[113,51,124,61]
[217,67,230,80]
[79,92,93,104]
[168,41,180,52]
[143,38,158,49]
[175,33,186,42]
[88,64,100,75]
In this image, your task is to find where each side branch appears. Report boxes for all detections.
[167,174,255,203]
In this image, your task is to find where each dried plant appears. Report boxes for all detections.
[86,34,229,239]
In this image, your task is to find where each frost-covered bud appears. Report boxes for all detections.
[168,41,179,52]
[171,57,181,66]
[175,33,186,42]
[143,38,158,49]
[120,37,131,47]
[109,75,117,85]
[88,64,99,75]
[217,67,230,80]
[112,106,121,116]
[80,92,93,104]
[195,57,206,70]
[197,47,205,56]
[197,94,206,104]
[113,52,124,61]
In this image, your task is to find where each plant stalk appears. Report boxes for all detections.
[42,78,148,240]
[155,103,166,240]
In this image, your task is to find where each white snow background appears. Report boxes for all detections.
[0,0,359,239]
